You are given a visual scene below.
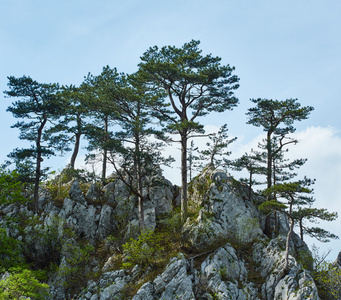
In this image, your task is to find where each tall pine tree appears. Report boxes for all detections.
[138,40,239,222]
[4,76,62,212]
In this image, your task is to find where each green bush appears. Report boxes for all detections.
[0,268,49,300]
[57,239,95,293]
[122,229,165,269]
[0,168,27,209]
[0,228,24,272]
[311,245,341,299]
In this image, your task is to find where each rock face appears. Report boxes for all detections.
[0,169,322,300]
[198,243,259,299]
[253,238,319,300]
[184,169,263,250]
[132,253,195,300]
[75,270,131,300]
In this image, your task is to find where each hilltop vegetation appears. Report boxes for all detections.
[1,40,339,299]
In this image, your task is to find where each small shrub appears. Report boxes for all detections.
[0,227,24,272]
[57,239,95,295]
[122,229,164,269]
[311,245,341,299]
[0,268,49,300]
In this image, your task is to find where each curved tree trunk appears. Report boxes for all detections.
[266,131,272,189]
[284,200,294,274]
[264,130,274,237]
[34,115,47,213]
[284,215,294,273]
[299,219,304,241]
[70,132,81,169]
[181,133,188,223]
[101,116,109,183]
[137,157,145,230]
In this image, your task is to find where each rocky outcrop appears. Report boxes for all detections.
[0,169,322,299]
[253,238,319,299]
[198,243,259,299]
[133,253,195,300]
[75,270,131,300]
[184,169,264,250]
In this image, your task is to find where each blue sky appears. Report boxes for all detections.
[1,0,341,259]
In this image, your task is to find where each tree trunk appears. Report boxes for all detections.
[137,169,145,230]
[248,169,253,201]
[70,132,81,169]
[135,129,145,230]
[34,116,47,213]
[102,149,107,182]
[284,201,294,273]
[284,216,294,273]
[181,133,188,223]
[102,116,109,183]
[266,131,272,189]
[264,131,274,237]
[34,154,41,213]
[299,219,304,241]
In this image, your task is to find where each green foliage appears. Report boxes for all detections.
[189,169,213,199]
[21,216,62,269]
[122,229,165,269]
[293,207,339,242]
[198,124,237,170]
[219,266,228,281]
[230,149,265,201]
[139,40,240,221]
[246,98,313,189]
[50,166,93,184]
[47,84,92,168]
[246,98,314,134]
[4,76,63,212]
[0,169,29,271]
[314,266,341,300]
[0,228,24,272]
[0,168,27,207]
[58,240,95,289]
[259,199,287,214]
[45,167,95,205]
[311,246,341,299]
[0,268,49,300]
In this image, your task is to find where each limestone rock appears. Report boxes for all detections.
[145,176,174,216]
[69,181,86,204]
[102,181,116,206]
[274,270,320,300]
[97,204,114,240]
[144,207,156,231]
[198,243,259,299]
[59,199,99,242]
[134,253,195,300]
[76,270,130,300]
[132,282,154,300]
[335,250,341,267]
[184,169,263,250]
[253,238,320,300]
[86,183,100,202]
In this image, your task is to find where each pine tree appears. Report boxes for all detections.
[4,76,62,212]
[198,124,237,170]
[260,178,338,273]
[246,98,314,189]
[231,149,265,201]
[138,40,240,222]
